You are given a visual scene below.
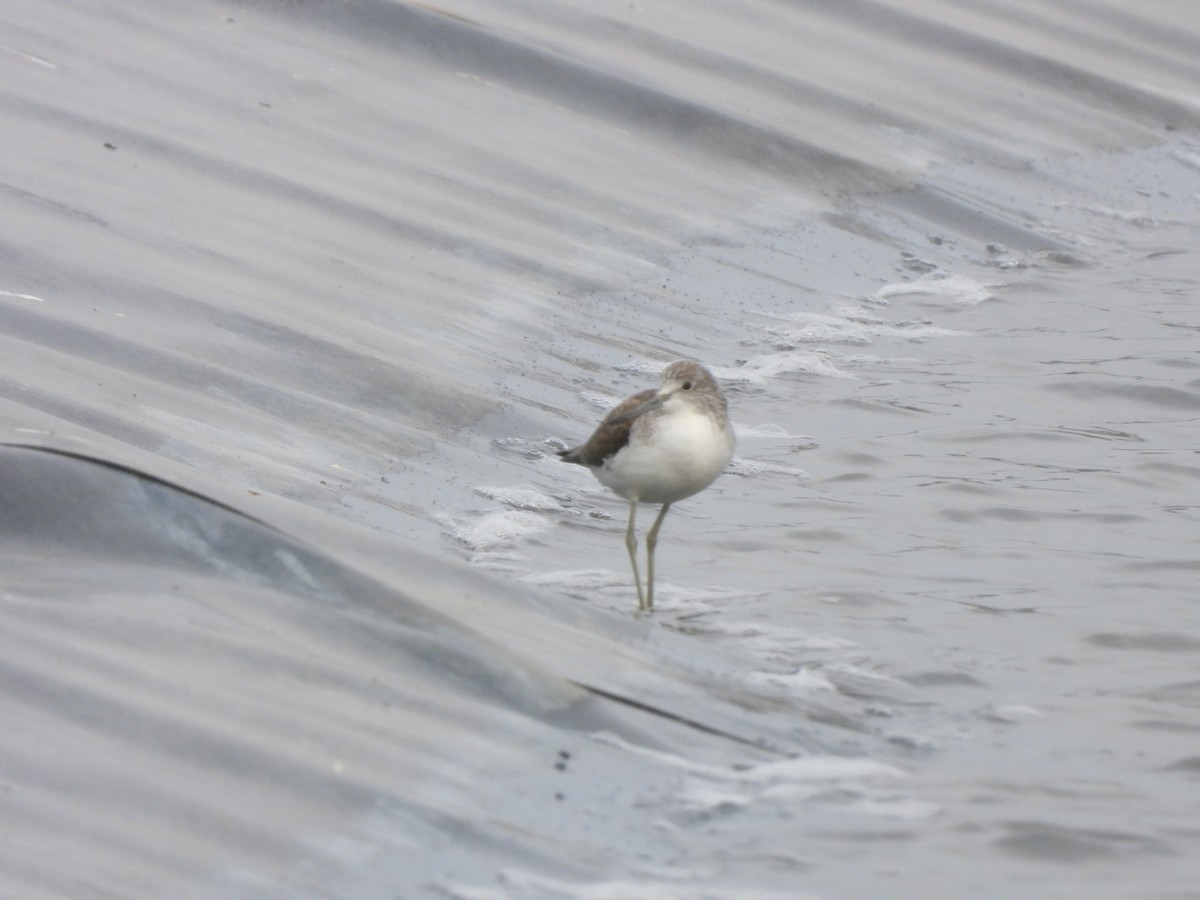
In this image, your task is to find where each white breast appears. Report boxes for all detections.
[595,404,734,505]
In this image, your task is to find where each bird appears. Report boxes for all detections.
[558,360,735,612]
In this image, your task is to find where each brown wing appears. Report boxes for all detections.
[558,388,655,467]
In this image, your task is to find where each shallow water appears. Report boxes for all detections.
[2,1,1199,897]
[455,143,1200,898]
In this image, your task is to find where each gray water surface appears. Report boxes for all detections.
[1,1,1199,897]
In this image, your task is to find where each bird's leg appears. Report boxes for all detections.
[625,499,646,609]
[644,503,672,612]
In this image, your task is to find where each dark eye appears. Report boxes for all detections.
[682,380,694,390]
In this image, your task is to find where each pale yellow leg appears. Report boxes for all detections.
[644,503,672,612]
[624,499,646,610]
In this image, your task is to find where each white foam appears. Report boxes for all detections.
[646,582,744,608]
[523,569,741,610]
[822,662,913,697]
[830,301,890,323]
[1064,203,1163,227]
[678,753,922,820]
[875,271,995,306]
[468,550,529,572]
[591,731,896,782]
[523,568,629,591]
[726,457,810,479]
[579,390,620,412]
[738,350,857,381]
[441,510,551,551]
[475,485,565,512]
[779,312,876,345]
[444,870,812,900]
[836,353,921,368]
[613,359,666,378]
[983,703,1045,722]
[1173,148,1200,171]
[583,732,932,827]
[733,423,801,439]
[777,312,964,345]
[744,755,907,784]
[789,634,860,650]
[743,666,839,694]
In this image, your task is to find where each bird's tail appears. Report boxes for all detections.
[557,446,587,466]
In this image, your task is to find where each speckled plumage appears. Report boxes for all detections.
[559,360,735,611]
